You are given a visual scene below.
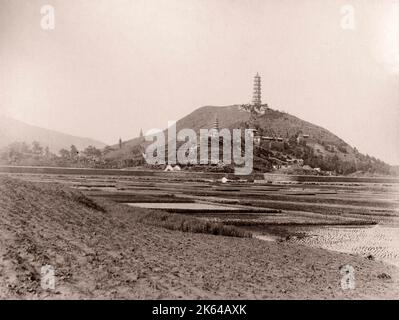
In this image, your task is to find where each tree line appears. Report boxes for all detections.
[0,139,394,175]
[0,141,110,167]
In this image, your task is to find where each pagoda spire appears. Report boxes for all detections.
[252,73,261,107]
[209,116,220,138]
[213,116,219,131]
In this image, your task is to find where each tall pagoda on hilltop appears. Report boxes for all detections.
[252,72,261,107]
[239,73,267,115]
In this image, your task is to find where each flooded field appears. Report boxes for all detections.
[2,168,399,267]
[288,225,399,267]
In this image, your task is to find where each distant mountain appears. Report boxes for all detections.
[0,116,106,153]
[104,105,391,175]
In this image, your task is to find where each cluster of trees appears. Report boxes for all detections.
[0,141,51,166]
[240,103,269,117]
[289,143,390,175]
[0,141,107,167]
[253,133,392,175]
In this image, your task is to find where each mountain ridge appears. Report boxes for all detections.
[0,116,106,152]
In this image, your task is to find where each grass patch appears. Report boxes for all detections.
[69,192,106,212]
[88,192,194,203]
[136,211,252,238]
[86,191,252,238]
[222,219,377,227]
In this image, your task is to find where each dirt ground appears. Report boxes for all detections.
[0,176,399,299]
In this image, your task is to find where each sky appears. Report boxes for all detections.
[0,0,398,164]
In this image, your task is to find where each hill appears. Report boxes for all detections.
[0,116,106,153]
[104,105,391,175]
[109,105,345,147]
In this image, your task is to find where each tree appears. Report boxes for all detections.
[337,144,348,154]
[0,142,32,163]
[103,146,114,155]
[44,146,50,158]
[59,148,70,159]
[32,141,43,156]
[82,145,102,159]
[70,145,79,161]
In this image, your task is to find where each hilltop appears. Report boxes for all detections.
[104,105,391,175]
[107,105,344,147]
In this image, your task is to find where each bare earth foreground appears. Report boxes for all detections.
[0,176,399,299]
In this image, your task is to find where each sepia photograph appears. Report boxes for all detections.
[0,0,399,307]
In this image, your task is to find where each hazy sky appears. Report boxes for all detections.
[1,0,398,164]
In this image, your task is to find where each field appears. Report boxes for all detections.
[1,166,399,298]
